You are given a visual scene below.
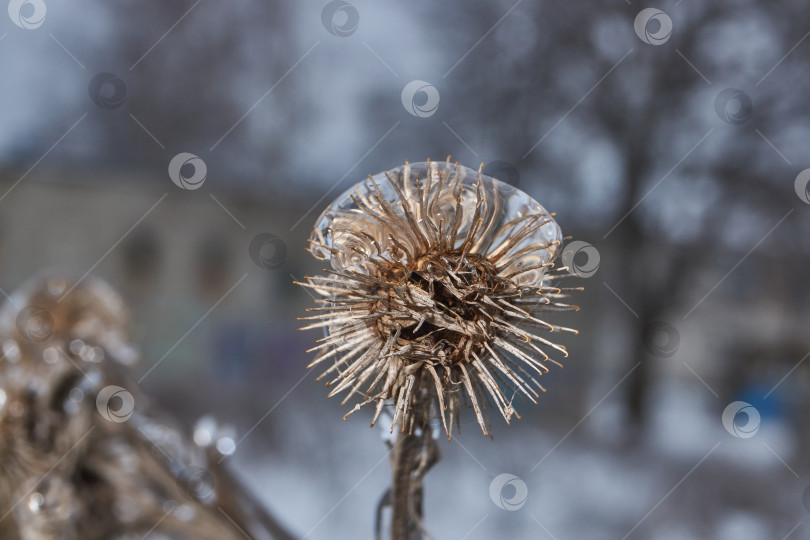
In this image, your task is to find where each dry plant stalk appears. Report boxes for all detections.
[299,159,580,439]
[0,276,294,540]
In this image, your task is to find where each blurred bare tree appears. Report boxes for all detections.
[414,0,810,439]
[85,1,295,182]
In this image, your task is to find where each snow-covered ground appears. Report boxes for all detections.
[205,376,807,540]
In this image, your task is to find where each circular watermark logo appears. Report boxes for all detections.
[722,401,760,439]
[249,233,287,270]
[634,8,672,46]
[642,321,680,358]
[96,385,135,423]
[16,305,54,342]
[88,73,127,110]
[8,0,46,29]
[177,466,216,503]
[483,160,520,188]
[561,240,600,278]
[794,168,810,204]
[401,80,440,118]
[168,153,207,190]
[321,0,359,37]
[489,473,528,511]
[714,88,753,125]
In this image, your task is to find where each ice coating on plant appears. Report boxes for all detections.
[301,159,579,438]
[309,161,562,287]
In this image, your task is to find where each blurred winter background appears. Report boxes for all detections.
[2,0,810,538]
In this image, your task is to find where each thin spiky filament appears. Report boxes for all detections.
[299,160,580,438]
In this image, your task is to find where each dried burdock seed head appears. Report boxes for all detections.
[299,159,580,438]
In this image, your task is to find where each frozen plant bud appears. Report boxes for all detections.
[299,159,580,438]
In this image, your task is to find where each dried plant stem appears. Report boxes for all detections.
[301,161,579,538]
[389,405,440,540]
[391,430,422,540]
[207,448,297,540]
